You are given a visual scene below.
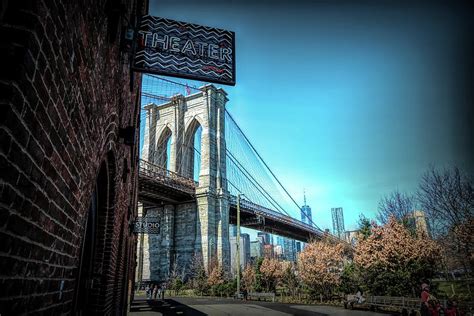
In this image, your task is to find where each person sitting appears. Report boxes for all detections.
[355,288,365,304]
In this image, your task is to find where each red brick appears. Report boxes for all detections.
[0,0,143,313]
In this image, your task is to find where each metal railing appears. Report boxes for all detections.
[138,159,196,195]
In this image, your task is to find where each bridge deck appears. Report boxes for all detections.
[138,160,196,204]
[228,197,324,242]
[138,160,327,242]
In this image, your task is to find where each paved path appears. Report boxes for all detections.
[129,295,393,316]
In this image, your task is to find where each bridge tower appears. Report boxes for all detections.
[141,84,230,278]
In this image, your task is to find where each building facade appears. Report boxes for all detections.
[250,240,263,262]
[257,231,272,245]
[230,233,251,274]
[276,236,297,261]
[0,1,145,314]
[344,230,360,246]
[331,207,345,239]
[406,210,431,237]
[301,193,312,226]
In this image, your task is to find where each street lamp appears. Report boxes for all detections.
[236,193,244,298]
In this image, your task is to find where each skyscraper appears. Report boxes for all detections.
[331,207,345,239]
[257,232,272,245]
[230,233,251,275]
[250,240,263,262]
[295,241,302,253]
[301,191,313,226]
[276,236,297,261]
[229,224,237,237]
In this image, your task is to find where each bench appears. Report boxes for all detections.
[248,292,275,302]
[345,295,422,314]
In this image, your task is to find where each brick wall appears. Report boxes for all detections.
[0,0,145,314]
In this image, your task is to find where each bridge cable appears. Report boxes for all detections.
[225,110,323,232]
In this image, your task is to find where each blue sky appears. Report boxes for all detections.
[147,1,474,233]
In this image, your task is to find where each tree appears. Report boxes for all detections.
[417,166,474,274]
[253,257,265,292]
[242,264,256,292]
[357,214,373,240]
[280,262,299,298]
[207,261,225,296]
[168,261,185,295]
[297,239,345,299]
[259,258,285,292]
[355,217,440,296]
[189,253,208,295]
[377,189,415,225]
[338,262,360,294]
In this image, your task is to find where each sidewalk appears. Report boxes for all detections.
[128,295,391,315]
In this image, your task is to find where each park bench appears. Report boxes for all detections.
[248,292,275,302]
[345,295,421,315]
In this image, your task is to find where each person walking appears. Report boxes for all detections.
[161,283,166,299]
[145,284,151,299]
[152,285,158,300]
[157,284,162,300]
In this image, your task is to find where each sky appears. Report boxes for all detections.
[146,0,474,234]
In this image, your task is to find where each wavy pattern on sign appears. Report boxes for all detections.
[136,56,232,79]
[135,51,231,70]
[141,16,233,40]
[135,15,234,84]
[141,18,233,46]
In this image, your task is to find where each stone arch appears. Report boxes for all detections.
[154,126,172,169]
[181,118,203,181]
[74,150,117,313]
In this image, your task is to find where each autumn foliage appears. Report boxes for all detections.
[297,239,345,298]
[242,264,256,291]
[355,216,440,295]
[259,258,286,292]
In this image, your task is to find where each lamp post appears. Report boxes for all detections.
[236,193,243,297]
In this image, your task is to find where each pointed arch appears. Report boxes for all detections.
[154,126,172,169]
[181,118,203,181]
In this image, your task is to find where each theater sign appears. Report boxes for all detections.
[133,15,236,86]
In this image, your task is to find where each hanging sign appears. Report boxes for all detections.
[133,15,236,86]
[133,216,160,234]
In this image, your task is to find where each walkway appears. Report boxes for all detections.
[129,296,393,316]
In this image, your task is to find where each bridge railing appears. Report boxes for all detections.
[229,195,324,237]
[138,159,196,195]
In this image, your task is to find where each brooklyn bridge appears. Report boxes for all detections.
[137,76,330,280]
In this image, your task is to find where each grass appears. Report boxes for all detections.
[433,279,473,302]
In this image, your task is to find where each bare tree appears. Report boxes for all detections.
[417,166,474,274]
[377,190,415,224]
[418,166,473,233]
[168,260,186,295]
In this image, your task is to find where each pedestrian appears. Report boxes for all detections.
[157,284,162,300]
[161,284,165,299]
[152,285,158,300]
[145,284,151,299]
[420,283,430,316]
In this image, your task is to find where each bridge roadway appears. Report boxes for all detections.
[138,159,325,243]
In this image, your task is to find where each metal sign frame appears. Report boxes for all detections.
[133,15,236,86]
